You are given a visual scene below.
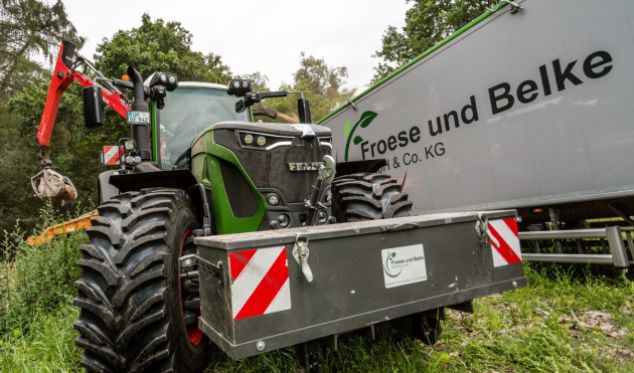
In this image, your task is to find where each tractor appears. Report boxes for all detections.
[35,41,413,371]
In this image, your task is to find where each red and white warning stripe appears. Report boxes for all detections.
[102,145,122,166]
[229,246,291,320]
[487,218,522,267]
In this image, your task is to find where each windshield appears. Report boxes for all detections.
[158,86,248,169]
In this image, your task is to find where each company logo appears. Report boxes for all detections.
[343,111,377,161]
[381,244,427,288]
[288,162,324,171]
[383,251,402,278]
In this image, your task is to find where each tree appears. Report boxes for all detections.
[94,14,231,83]
[0,0,81,97]
[0,0,83,232]
[267,52,355,122]
[238,71,269,92]
[373,0,497,81]
[0,13,235,233]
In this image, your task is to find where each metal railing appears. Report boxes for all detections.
[520,226,634,268]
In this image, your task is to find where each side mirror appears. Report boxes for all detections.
[83,86,104,128]
[227,78,252,97]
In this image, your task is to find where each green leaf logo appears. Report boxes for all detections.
[344,111,378,161]
[344,119,351,137]
[358,111,378,128]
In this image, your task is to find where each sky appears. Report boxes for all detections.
[60,0,411,92]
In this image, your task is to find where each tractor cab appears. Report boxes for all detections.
[157,82,249,169]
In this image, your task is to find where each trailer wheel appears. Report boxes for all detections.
[73,188,210,372]
[332,172,412,221]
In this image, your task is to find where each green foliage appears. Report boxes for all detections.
[0,205,84,339]
[238,71,270,92]
[95,13,232,83]
[2,227,633,373]
[0,304,80,372]
[0,0,82,97]
[0,11,239,233]
[0,108,40,232]
[0,81,116,233]
[265,52,355,123]
[374,0,497,81]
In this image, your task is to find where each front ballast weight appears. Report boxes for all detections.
[194,210,526,360]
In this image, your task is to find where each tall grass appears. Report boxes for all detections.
[1,205,633,372]
[0,202,84,372]
[206,266,634,372]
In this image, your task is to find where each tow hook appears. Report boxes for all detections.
[475,214,490,246]
[292,235,313,282]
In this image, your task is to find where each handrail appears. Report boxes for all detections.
[519,226,631,268]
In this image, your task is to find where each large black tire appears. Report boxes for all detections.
[332,172,443,345]
[332,172,413,221]
[74,188,210,372]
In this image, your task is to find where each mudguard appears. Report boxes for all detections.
[335,159,386,176]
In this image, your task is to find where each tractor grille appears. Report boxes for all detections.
[214,129,330,203]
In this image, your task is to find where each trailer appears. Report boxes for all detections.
[320,0,634,229]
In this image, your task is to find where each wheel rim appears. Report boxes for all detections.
[178,229,203,346]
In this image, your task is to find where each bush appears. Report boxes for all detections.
[0,202,85,334]
[0,202,86,371]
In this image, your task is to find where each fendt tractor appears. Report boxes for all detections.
[32,22,524,373]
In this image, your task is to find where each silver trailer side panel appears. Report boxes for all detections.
[321,0,634,214]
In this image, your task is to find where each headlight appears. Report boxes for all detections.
[267,194,280,206]
[237,131,293,150]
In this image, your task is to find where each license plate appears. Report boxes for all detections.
[127,111,150,125]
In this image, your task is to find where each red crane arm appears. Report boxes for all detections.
[36,41,129,148]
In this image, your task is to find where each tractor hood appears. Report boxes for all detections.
[191,120,333,207]
[199,121,332,139]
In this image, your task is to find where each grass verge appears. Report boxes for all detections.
[1,217,632,372]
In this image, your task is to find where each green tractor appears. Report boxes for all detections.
[72,65,413,371]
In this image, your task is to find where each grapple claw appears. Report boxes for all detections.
[31,168,78,201]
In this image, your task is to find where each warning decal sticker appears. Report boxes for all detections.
[487,218,522,267]
[229,246,291,320]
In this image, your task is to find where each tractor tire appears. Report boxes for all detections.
[332,172,412,221]
[73,188,210,372]
[332,172,443,345]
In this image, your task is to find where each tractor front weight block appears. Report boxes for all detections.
[193,210,525,359]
